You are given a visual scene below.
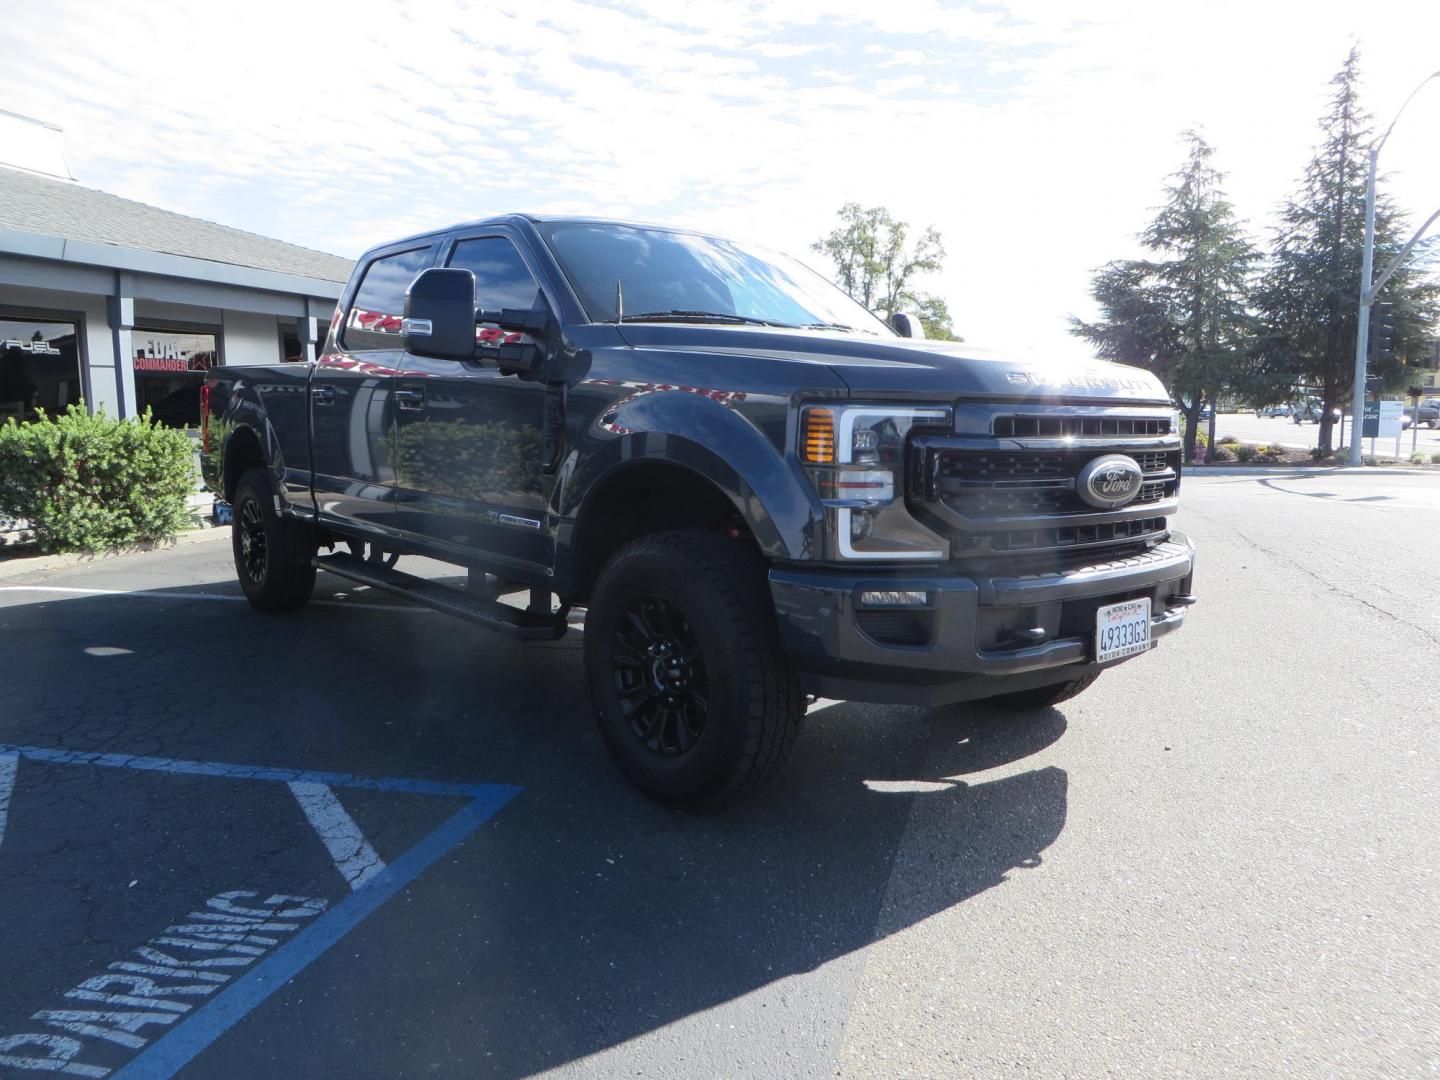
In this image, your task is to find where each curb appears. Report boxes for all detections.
[1186,465,1435,476]
[0,525,231,580]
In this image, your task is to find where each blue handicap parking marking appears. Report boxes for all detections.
[0,744,520,1079]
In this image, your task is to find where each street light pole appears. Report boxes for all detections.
[1349,70,1440,467]
[1349,151,1377,465]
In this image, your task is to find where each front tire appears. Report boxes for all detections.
[983,672,1100,711]
[584,530,802,809]
[232,467,317,612]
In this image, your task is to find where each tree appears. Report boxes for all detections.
[915,295,959,341]
[812,203,958,337]
[1254,47,1440,453]
[1072,131,1258,462]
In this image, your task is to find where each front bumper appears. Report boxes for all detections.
[769,533,1196,707]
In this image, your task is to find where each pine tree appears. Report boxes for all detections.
[1072,131,1257,462]
[1254,47,1440,453]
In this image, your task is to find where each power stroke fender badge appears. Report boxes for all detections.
[1077,454,1145,509]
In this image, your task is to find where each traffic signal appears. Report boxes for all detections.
[1369,301,1396,361]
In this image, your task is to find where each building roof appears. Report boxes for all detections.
[0,165,354,283]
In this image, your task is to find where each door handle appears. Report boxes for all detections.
[313,385,336,406]
[394,389,425,412]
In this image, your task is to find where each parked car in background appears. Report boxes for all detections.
[1402,400,1439,429]
[1255,403,1292,418]
[1292,401,1339,425]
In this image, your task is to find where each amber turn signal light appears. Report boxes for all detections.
[801,407,836,463]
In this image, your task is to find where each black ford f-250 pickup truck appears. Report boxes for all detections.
[202,215,1195,807]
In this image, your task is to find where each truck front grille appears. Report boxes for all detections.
[992,415,1172,438]
[991,516,1169,553]
[911,406,1181,561]
[934,448,1180,519]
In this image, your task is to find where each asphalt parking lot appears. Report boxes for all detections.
[2,471,1437,1079]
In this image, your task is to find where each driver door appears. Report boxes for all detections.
[391,231,553,571]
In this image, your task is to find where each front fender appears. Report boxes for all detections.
[556,387,822,564]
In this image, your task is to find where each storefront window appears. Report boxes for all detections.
[280,324,329,363]
[133,329,218,429]
[0,317,82,423]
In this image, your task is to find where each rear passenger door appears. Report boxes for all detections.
[391,230,552,571]
[311,243,435,532]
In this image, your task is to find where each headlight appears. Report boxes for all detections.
[799,404,950,560]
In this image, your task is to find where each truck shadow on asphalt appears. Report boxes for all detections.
[0,581,1069,1077]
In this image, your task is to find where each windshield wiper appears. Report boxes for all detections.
[799,321,864,333]
[617,310,795,328]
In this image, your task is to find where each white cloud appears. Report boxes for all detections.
[1,0,1437,361]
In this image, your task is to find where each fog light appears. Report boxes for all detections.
[858,590,929,608]
[850,510,874,541]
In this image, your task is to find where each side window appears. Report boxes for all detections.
[343,247,431,351]
[447,237,542,316]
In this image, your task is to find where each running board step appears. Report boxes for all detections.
[313,553,567,640]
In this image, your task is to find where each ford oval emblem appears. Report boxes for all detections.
[1077,454,1144,509]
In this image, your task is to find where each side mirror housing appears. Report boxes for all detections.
[889,311,925,339]
[403,268,477,361]
[478,306,550,377]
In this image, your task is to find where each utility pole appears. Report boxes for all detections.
[1349,70,1440,467]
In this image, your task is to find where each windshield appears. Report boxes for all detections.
[538,222,891,335]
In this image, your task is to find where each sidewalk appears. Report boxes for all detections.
[0,523,230,580]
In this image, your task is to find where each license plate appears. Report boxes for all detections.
[1095,598,1152,663]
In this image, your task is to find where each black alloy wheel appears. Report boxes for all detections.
[584,529,803,809]
[237,497,268,585]
[610,596,710,757]
[231,467,317,612]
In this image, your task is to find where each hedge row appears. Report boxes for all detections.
[0,404,196,552]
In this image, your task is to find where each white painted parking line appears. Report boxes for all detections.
[287,782,386,891]
[0,752,16,853]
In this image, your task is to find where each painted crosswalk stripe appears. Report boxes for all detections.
[287,781,386,890]
[0,752,15,853]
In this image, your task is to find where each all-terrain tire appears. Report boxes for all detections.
[983,672,1100,711]
[584,530,803,810]
[232,467,317,612]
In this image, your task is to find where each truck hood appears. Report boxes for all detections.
[614,323,1170,404]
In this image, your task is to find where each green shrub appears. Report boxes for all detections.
[1254,443,1283,463]
[1207,445,1234,462]
[1233,444,1258,463]
[1363,455,1379,467]
[1411,452,1427,465]
[1310,446,1329,461]
[1217,434,1240,446]
[0,404,196,552]
[1432,453,1440,465]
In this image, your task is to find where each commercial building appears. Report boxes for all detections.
[0,110,353,428]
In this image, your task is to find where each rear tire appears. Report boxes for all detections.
[232,467,317,612]
[983,672,1100,711]
[584,530,802,810]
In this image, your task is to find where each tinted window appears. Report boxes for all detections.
[0,318,82,423]
[447,237,542,314]
[132,329,218,429]
[539,223,887,334]
[344,248,431,350]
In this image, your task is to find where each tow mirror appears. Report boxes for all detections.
[889,311,925,339]
[477,304,551,378]
[404,268,478,361]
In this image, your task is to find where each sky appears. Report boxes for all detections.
[3,0,1439,361]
